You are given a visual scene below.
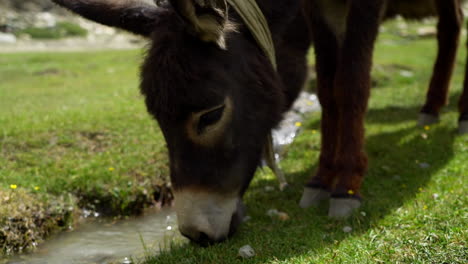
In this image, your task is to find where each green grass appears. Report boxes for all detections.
[0,19,467,261]
[140,20,467,263]
[16,22,88,39]
[0,50,173,254]
[0,50,171,215]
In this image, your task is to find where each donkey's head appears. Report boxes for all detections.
[53,0,285,244]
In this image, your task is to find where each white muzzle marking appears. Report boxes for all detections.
[174,190,238,241]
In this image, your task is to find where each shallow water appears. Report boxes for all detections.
[272,92,320,158]
[5,92,320,264]
[6,208,182,264]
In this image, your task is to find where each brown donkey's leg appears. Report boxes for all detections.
[299,0,340,208]
[459,20,468,134]
[419,0,462,126]
[328,0,385,218]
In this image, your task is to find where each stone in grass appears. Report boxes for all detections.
[266,209,290,221]
[342,226,353,233]
[277,212,290,221]
[419,162,430,169]
[238,245,256,258]
[266,209,279,217]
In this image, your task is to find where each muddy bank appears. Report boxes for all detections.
[0,184,173,257]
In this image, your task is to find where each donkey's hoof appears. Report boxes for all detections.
[459,120,468,134]
[299,187,330,208]
[328,198,361,219]
[417,113,439,126]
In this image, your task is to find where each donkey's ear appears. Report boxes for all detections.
[52,0,160,37]
[169,0,229,48]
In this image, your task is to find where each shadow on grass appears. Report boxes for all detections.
[145,105,458,264]
[366,92,462,125]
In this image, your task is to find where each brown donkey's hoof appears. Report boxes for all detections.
[417,113,440,126]
[299,187,330,208]
[328,198,361,219]
[459,120,468,134]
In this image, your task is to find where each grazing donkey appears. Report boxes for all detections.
[52,0,467,245]
[299,0,468,216]
[52,0,310,244]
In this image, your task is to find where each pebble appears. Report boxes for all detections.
[342,226,353,233]
[238,245,256,258]
[360,211,367,217]
[266,209,279,217]
[399,70,414,78]
[0,33,16,44]
[419,162,430,169]
[277,212,290,221]
[243,216,252,222]
[122,257,132,264]
[264,186,275,192]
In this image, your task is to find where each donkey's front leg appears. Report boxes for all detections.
[299,0,340,209]
[328,0,385,218]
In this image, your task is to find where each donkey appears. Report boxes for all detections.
[52,0,311,244]
[299,0,468,215]
[51,0,467,245]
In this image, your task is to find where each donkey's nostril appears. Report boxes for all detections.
[197,232,211,247]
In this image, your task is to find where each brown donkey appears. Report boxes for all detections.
[300,0,468,217]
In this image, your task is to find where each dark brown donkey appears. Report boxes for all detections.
[52,0,311,244]
[299,0,468,217]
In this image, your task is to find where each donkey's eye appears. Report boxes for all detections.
[197,105,225,134]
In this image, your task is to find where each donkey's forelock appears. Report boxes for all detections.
[140,15,231,122]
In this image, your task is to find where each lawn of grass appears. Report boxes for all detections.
[0,50,171,254]
[0,19,467,262]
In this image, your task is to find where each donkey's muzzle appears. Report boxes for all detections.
[174,190,245,245]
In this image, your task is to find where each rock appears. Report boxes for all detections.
[266,209,279,217]
[34,12,56,27]
[342,226,353,233]
[122,257,132,264]
[419,162,430,169]
[277,212,290,221]
[0,32,16,44]
[417,26,436,38]
[238,245,256,258]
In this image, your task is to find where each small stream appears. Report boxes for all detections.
[6,208,183,264]
[5,92,320,264]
